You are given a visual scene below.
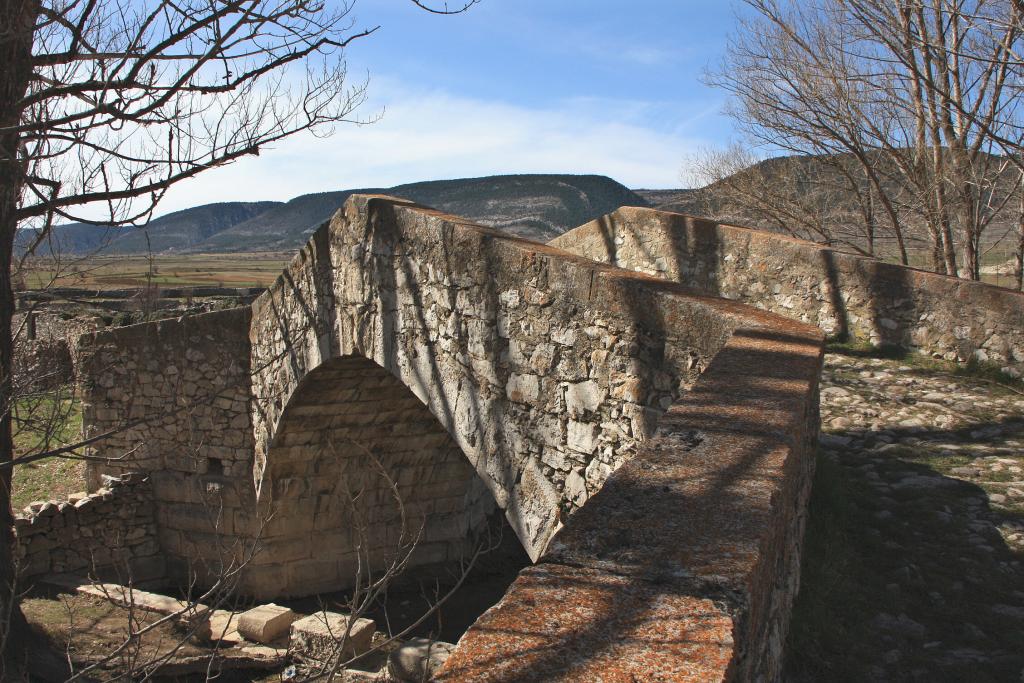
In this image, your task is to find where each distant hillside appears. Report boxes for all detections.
[194,190,371,252]
[390,174,648,243]
[646,153,1021,257]
[16,223,118,257]
[106,202,280,253]
[19,202,280,257]
[195,174,650,252]
[634,189,699,214]
[26,174,648,256]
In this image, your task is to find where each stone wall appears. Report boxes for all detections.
[77,307,257,584]
[437,316,823,683]
[12,311,101,389]
[15,338,73,391]
[552,207,1024,375]
[79,195,825,678]
[14,473,163,583]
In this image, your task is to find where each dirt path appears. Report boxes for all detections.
[786,351,1024,682]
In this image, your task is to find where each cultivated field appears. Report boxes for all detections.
[22,252,293,291]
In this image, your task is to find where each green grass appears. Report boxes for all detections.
[11,394,85,511]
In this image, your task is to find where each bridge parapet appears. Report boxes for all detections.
[256,197,741,546]
[553,206,1024,374]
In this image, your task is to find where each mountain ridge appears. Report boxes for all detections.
[27,174,649,256]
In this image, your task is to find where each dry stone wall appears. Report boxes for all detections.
[12,311,100,390]
[14,473,163,583]
[15,338,73,391]
[552,207,1024,375]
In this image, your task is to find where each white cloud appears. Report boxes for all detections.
[154,79,718,215]
[618,45,679,66]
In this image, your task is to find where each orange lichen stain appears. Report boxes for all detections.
[435,564,735,682]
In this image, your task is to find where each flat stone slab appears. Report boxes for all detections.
[45,573,241,644]
[237,604,297,645]
[45,574,207,617]
[289,611,375,662]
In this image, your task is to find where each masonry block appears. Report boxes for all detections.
[289,611,375,662]
[237,603,297,645]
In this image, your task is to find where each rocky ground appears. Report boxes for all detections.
[785,350,1024,682]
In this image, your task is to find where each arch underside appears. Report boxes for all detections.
[242,355,497,598]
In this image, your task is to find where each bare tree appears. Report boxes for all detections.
[1015,182,1024,289]
[0,0,476,672]
[687,144,905,257]
[709,0,1024,278]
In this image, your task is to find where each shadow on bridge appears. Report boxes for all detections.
[438,322,822,681]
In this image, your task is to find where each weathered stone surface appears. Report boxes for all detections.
[506,373,540,403]
[563,469,588,507]
[553,206,1024,374]
[49,575,203,618]
[436,564,735,682]
[566,420,598,454]
[564,380,607,416]
[13,473,162,582]
[289,611,375,661]
[237,604,297,645]
[78,197,824,680]
[201,609,244,645]
[387,638,454,681]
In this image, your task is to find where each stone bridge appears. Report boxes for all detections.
[78,196,823,680]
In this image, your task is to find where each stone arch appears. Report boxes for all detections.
[244,354,497,598]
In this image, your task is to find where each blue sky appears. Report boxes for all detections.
[160,1,744,213]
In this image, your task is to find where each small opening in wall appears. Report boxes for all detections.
[206,457,224,476]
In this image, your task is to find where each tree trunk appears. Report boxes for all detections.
[921,208,947,274]
[963,228,979,281]
[1016,212,1024,292]
[932,172,958,276]
[0,0,40,673]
